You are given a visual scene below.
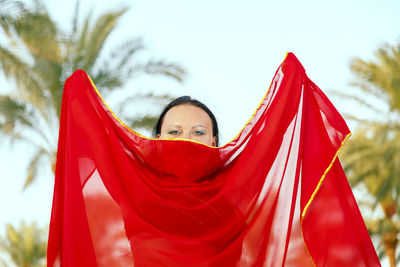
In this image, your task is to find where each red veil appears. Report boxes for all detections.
[47,53,380,266]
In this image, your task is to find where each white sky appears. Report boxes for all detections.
[0,0,399,265]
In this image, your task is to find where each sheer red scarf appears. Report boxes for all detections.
[47,53,380,266]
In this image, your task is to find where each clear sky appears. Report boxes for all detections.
[0,0,399,265]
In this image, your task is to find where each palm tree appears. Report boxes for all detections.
[342,123,399,267]
[337,41,400,266]
[0,0,185,188]
[0,221,47,267]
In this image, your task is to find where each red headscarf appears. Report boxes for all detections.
[47,53,380,266]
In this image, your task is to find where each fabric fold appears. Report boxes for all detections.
[47,53,380,266]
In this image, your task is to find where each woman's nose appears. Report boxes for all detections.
[182,131,191,140]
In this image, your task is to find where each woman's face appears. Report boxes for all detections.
[158,104,217,146]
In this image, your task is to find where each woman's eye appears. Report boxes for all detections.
[193,130,206,136]
[167,130,180,135]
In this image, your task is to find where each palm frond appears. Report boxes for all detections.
[0,44,51,119]
[350,42,400,114]
[343,123,400,200]
[128,114,158,130]
[0,94,54,151]
[116,92,173,115]
[0,1,187,190]
[81,7,128,72]
[23,147,48,190]
[328,89,386,114]
[373,176,394,207]
[0,94,32,133]
[98,37,145,83]
[34,58,63,116]
[342,40,400,265]
[71,0,80,37]
[348,80,388,102]
[128,60,186,82]
[11,4,61,62]
[0,0,25,35]
[115,93,173,131]
[89,70,123,93]
[340,113,379,124]
[70,9,92,71]
[0,221,47,266]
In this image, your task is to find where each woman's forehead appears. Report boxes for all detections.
[162,104,212,127]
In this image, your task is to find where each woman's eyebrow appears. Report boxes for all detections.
[191,125,206,129]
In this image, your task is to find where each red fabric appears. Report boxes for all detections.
[47,53,380,266]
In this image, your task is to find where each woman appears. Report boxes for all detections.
[153,96,219,147]
[48,54,380,266]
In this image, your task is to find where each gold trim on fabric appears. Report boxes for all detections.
[87,75,216,147]
[301,132,351,218]
[225,52,289,144]
[300,132,351,266]
[87,76,153,140]
[300,224,317,267]
[87,53,350,265]
[85,53,290,148]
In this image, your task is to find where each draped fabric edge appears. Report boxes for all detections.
[83,53,353,266]
[85,53,292,149]
[300,132,351,267]
[85,53,356,266]
[48,51,380,266]
[301,132,352,219]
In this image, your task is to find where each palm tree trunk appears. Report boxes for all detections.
[383,231,397,267]
[51,152,57,174]
[385,247,396,267]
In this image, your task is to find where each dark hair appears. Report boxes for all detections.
[153,96,219,146]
